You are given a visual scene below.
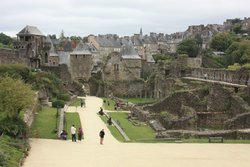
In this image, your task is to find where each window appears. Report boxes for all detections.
[114,64,119,71]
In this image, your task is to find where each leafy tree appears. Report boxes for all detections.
[0,33,13,46]
[49,34,57,39]
[232,23,242,34]
[0,76,35,119]
[210,32,234,52]
[226,41,250,65]
[177,38,200,57]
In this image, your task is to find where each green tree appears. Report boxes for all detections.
[226,41,250,65]
[177,38,200,57]
[0,76,35,119]
[210,32,234,52]
[232,23,242,34]
[0,33,13,46]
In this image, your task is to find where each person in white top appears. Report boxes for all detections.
[71,125,76,142]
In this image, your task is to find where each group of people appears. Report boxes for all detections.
[70,125,84,142]
[61,125,105,145]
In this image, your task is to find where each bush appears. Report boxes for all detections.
[57,93,70,101]
[52,100,65,108]
[0,117,28,138]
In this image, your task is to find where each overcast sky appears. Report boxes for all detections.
[0,0,249,37]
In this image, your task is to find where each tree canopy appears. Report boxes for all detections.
[0,76,35,119]
[210,32,234,52]
[177,38,200,57]
[0,33,13,48]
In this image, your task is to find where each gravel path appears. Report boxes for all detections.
[22,96,250,167]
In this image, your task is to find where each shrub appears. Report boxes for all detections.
[52,100,65,108]
[0,117,28,138]
[57,93,70,101]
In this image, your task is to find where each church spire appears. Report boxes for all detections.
[140,28,143,37]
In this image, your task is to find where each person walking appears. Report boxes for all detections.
[78,127,84,141]
[71,125,76,142]
[99,129,105,145]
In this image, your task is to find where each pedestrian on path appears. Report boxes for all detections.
[99,129,105,145]
[78,127,84,141]
[71,125,76,142]
[81,99,86,108]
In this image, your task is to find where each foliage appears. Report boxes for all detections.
[31,107,58,139]
[227,63,242,71]
[0,76,35,119]
[52,100,65,108]
[57,93,70,101]
[0,64,33,82]
[210,32,234,52]
[177,38,200,57]
[152,54,174,63]
[232,23,242,34]
[226,41,250,65]
[0,32,13,46]
[0,117,28,138]
[0,135,29,167]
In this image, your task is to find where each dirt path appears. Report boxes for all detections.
[23,96,250,167]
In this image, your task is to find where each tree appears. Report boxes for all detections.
[177,38,200,57]
[210,32,234,52]
[232,23,242,34]
[0,76,35,119]
[226,41,250,65]
[0,33,13,46]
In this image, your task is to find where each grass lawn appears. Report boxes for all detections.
[65,112,82,136]
[99,115,125,142]
[122,97,157,105]
[108,112,155,141]
[31,107,58,139]
[0,135,29,167]
[69,98,81,106]
[102,97,117,111]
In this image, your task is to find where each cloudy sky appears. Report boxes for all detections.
[0,0,249,37]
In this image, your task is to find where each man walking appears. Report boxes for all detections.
[71,125,76,142]
[99,129,105,145]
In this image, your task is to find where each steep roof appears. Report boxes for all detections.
[17,25,44,36]
[71,41,92,55]
[96,35,121,48]
[121,41,141,60]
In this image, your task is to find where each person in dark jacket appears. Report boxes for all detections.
[99,129,105,145]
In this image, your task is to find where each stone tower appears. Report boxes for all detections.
[14,25,50,68]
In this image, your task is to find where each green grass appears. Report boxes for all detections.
[69,98,81,106]
[108,112,155,141]
[122,97,157,105]
[0,135,29,167]
[99,115,125,142]
[102,97,117,111]
[31,107,58,139]
[65,112,82,136]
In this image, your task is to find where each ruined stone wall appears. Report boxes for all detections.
[187,57,202,68]
[190,68,250,85]
[105,80,144,97]
[0,48,30,66]
[41,64,72,83]
[121,59,141,81]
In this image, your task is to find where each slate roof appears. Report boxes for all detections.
[71,41,92,55]
[121,41,141,60]
[96,35,121,48]
[17,25,44,36]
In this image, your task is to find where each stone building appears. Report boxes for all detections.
[88,34,121,57]
[69,41,93,81]
[13,25,50,68]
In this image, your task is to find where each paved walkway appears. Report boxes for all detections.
[23,96,250,167]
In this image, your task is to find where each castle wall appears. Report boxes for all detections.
[0,48,30,66]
